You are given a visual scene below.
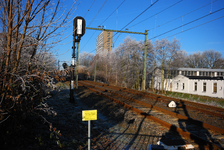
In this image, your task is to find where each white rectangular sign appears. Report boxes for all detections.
[77,19,82,35]
[71,80,74,89]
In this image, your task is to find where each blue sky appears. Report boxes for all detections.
[55,0,224,63]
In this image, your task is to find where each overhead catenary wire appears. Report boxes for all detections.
[80,0,126,52]
[165,15,224,39]
[100,0,126,25]
[113,0,159,37]
[128,0,183,29]
[87,0,159,54]
[150,7,224,39]
[148,0,218,31]
[88,0,108,26]
[84,0,96,17]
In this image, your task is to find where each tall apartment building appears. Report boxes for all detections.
[96,31,113,55]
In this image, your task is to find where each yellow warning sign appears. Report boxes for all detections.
[82,110,97,121]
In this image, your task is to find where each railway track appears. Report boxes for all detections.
[77,80,224,149]
[83,80,224,119]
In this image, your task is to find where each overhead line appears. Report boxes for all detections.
[88,16,224,59]
[88,0,108,26]
[150,7,224,39]
[100,0,126,25]
[114,0,159,37]
[87,0,159,54]
[166,15,224,39]
[129,0,183,29]
[84,0,96,17]
[81,0,126,52]
[148,0,218,31]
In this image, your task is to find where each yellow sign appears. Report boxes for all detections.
[82,110,97,121]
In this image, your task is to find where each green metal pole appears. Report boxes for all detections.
[86,27,148,86]
[142,30,148,91]
[86,27,146,35]
[94,55,97,82]
[76,42,79,89]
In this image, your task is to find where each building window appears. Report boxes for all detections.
[217,72,223,76]
[193,71,197,76]
[182,83,185,90]
[213,83,217,93]
[194,82,197,91]
[176,83,178,90]
[203,82,206,92]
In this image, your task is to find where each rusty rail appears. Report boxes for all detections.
[78,81,224,150]
[84,80,224,118]
[80,81,224,134]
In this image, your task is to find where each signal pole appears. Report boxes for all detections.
[70,16,86,103]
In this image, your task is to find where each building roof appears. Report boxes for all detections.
[154,67,224,72]
[178,68,224,72]
[185,76,224,80]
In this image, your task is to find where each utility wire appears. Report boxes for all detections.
[81,0,126,52]
[148,0,218,31]
[113,0,159,37]
[100,0,126,25]
[84,0,96,17]
[129,0,183,29]
[151,7,224,39]
[165,15,224,39]
[88,15,224,61]
[88,0,108,26]
[89,6,224,55]
[87,0,159,54]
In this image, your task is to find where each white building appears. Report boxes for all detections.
[151,68,224,98]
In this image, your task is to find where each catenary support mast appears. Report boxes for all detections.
[86,27,148,90]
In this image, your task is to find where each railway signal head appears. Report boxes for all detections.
[73,16,86,42]
[62,63,68,69]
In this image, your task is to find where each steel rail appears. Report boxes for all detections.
[78,81,224,150]
[80,81,224,134]
[85,80,224,117]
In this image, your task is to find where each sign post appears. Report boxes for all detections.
[82,110,97,150]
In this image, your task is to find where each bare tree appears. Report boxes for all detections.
[203,50,224,69]
[164,38,181,92]
[0,0,75,82]
[170,50,188,68]
[154,38,181,93]
[79,52,94,68]
[0,0,77,131]
[185,52,206,68]
[185,50,224,69]
[154,38,170,93]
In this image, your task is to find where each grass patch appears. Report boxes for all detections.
[165,91,224,108]
[55,82,69,89]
